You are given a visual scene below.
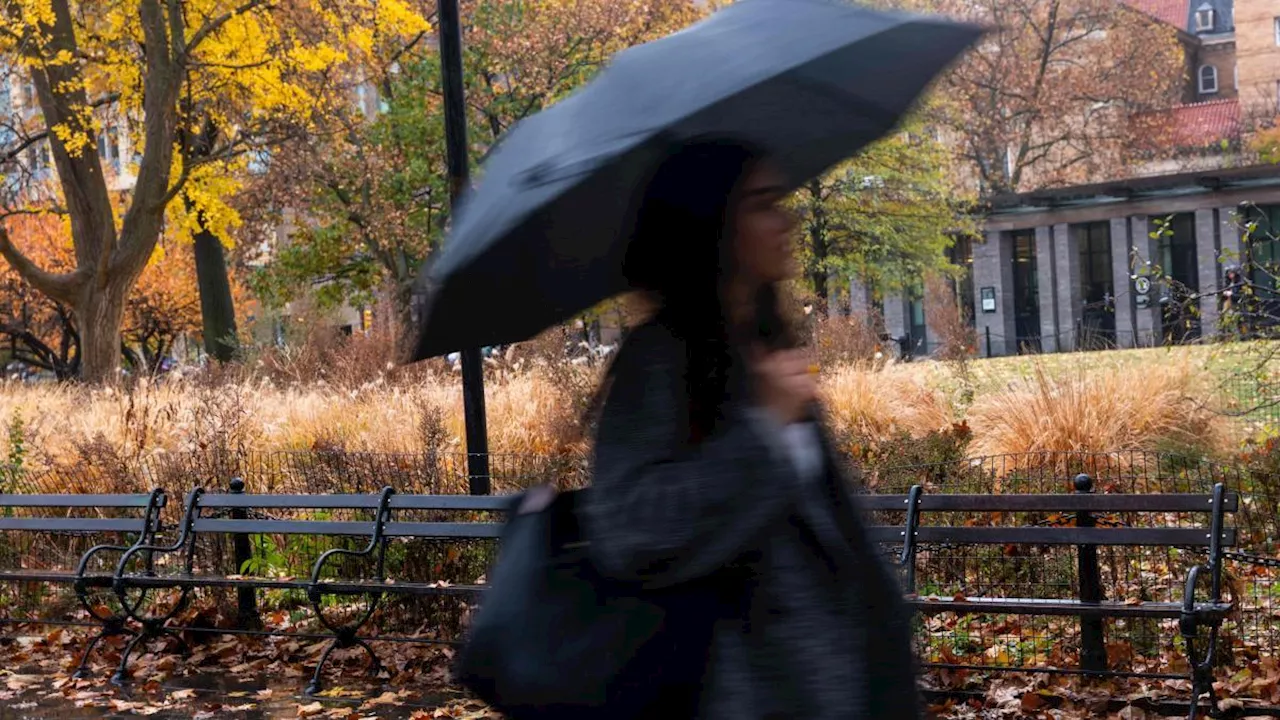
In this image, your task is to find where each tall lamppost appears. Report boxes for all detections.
[437,0,490,495]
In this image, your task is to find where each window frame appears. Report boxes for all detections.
[1194,8,1214,32]
[1198,65,1219,95]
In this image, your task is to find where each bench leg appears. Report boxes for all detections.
[110,630,150,686]
[304,634,381,696]
[109,624,188,686]
[1182,620,1221,720]
[71,623,133,679]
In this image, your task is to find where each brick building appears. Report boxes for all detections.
[879,0,1280,357]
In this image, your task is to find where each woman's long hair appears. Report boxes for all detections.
[608,139,797,444]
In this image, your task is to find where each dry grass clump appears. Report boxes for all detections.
[0,361,595,494]
[965,360,1222,459]
[820,364,956,442]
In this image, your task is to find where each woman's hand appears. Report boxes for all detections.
[751,346,818,425]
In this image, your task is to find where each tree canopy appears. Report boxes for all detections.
[241,0,702,317]
[792,110,977,309]
[0,0,431,381]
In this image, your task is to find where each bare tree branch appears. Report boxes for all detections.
[0,224,87,305]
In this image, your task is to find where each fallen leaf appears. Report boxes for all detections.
[5,674,40,692]
[297,701,326,717]
[170,688,197,701]
[361,690,403,708]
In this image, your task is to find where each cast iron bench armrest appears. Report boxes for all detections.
[112,488,204,596]
[1180,565,1228,635]
[74,488,167,588]
[306,488,396,604]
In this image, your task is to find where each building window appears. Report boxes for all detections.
[1154,214,1201,344]
[1073,222,1115,349]
[1274,17,1279,45]
[21,76,36,108]
[1243,205,1280,328]
[30,139,50,174]
[97,125,119,174]
[1199,65,1218,95]
[1010,230,1041,354]
[946,234,976,329]
[1195,7,1214,32]
[908,293,927,356]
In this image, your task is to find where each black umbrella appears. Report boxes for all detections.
[411,0,981,361]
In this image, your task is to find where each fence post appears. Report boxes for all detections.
[1074,473,1107,673]
[229,477,260,629]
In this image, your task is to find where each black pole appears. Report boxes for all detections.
[1074,473,1107,673]
[229,477,260,629]
[438,0,490,495]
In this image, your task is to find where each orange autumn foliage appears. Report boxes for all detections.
[0,212,227,373]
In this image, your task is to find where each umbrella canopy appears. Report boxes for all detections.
[410,0,981,361]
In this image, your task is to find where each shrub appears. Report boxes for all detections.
[966,361,1221,460]
[809,312,888,368]
[820,365,956,443]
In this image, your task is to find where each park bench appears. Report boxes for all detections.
[111,481,510,693]
[0,490,167,678]
[863,475,1236,719]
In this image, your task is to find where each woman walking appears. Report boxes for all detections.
[583,139,920,720]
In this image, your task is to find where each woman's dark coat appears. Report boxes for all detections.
[583,322,921,720]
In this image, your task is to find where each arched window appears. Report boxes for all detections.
[1199,65,1219,95]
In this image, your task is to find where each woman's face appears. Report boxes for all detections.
[733,164,797,286]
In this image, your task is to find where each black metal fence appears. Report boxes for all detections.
[8,449,587,499]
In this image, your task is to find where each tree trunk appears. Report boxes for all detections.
[807,180,829,315]
[77,285,127,384]
[193,226,239,362]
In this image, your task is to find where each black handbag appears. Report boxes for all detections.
[453,486,719,720]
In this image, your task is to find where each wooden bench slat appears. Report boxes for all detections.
[859,493,1238,513]
[191,519,376,536]
[0,494,160,509]
[312,580,485,596]
[0,518,150,533]
[197,494,385,509]
[189,519,507,538]
[121,574,313,590]
[119,574,486,597]
[390,495,514,511]
[0,569,95,583]
[866,526,1235,546]
[908,597,1232,619]
[196,494,516,512]
[384,522,505,539]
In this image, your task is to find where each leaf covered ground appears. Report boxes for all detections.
[3,612,1280,719]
